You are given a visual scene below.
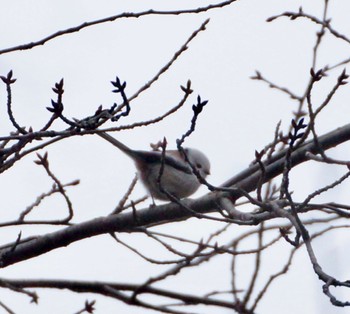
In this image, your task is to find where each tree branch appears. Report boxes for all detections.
[1,123,350,267]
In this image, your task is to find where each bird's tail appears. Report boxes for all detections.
[97,132,137,158]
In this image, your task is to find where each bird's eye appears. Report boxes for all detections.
[196,163,202,169]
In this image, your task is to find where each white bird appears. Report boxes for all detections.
[98,133,210,200]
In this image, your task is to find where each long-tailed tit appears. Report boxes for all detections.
[98,133,210,200]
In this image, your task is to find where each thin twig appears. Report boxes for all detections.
[0,3,237,55]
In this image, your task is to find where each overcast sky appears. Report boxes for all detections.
[0,1,350,313]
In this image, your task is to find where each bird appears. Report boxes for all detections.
[98,132,210,201]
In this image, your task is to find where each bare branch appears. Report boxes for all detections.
[0,278,243,312]
[267,8,350,44]
[0,2,237,55]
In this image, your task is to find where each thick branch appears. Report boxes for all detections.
[0,278,242,311]
[1,123,350,267]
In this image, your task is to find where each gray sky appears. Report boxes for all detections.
[0,1,350,313]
